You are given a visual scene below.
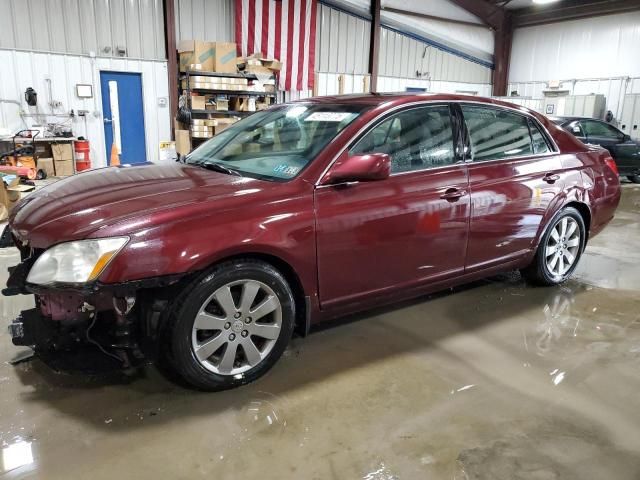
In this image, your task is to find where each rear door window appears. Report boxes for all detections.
[461,106,534,161]
[350,105,456,173]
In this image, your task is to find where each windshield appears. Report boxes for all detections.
[185,103,369,181]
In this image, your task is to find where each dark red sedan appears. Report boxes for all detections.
[1,94,621,390]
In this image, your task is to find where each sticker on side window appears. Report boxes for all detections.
[304,112,352,122]
[274,164,300,176]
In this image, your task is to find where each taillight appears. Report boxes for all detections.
[604,156,618,176]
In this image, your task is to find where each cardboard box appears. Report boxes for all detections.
[213,123,232,135]
[191,95,206,110]
[230,97,249,112]
[216,98,229,111]
[37,157,55,178]
[212,42,237,73]
[191,76,247,86]
[244,64,273,76]
[191,131,212,138]
[256,100,271,111]
[0,173,28,220]
[179,41,238,73]
[54,159,74,177]
[175,130,191,155]
[52,143,73,161]
[213,117,239,134]
[260,59,282,72]
[178,40,215,72]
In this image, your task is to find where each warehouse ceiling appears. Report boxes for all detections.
[491,0,640,26]
[379,0,640,28]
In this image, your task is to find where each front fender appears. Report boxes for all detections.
[97,193,317,300]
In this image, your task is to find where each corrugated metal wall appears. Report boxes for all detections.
[378,28,491,84]
[315,3,491,86]
[313,72,491,97]
[510,11,640,82]
[0,50,171,169]
[174,0,235,42]
[0,0,165,60]
[315,3,370,75]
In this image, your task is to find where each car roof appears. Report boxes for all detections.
[291,92,538,111]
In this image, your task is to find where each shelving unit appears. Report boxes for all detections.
[179,70,278,146]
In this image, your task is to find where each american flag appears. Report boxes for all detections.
[235,0,317,92]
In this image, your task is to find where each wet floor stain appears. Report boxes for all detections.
[1,184,640,479]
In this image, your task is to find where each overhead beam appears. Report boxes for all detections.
[513,0,640,27]
[381,6,488,29]
[163,0,178,138]
[447,0,505,30]
[369,0,381,92]
[449,0,512,96]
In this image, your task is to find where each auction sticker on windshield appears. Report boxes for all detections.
[304,112,353,122]
[273,164,300,177]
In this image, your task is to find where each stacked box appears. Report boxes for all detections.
[178,41,237,73]
[51,143,74,176]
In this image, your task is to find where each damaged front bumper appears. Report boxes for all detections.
[1,224,186,371]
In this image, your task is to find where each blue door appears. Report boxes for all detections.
[100,71,147,164]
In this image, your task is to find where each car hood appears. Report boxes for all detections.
[9,163,280,248]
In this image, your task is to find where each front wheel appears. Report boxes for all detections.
[521,207,586,286]
[164,259,295,391]
[627,175,640,184]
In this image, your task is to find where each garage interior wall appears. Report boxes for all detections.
[508,11,640,121]
[0,0,170,169]
[174,0,235,43]
[314,3,492,97]
[171,0,493,100]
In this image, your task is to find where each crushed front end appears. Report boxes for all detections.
[1,225,183,373]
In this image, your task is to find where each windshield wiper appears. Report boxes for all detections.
[193,162,242,176]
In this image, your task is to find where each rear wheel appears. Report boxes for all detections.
[627,175,640,184]
[521,207,586,286]
[164,259,295,391]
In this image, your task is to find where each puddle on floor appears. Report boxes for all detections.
[0,185,639,479]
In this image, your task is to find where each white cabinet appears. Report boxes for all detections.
[620,94,640,140]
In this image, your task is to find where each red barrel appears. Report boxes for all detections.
[74,140,91,171]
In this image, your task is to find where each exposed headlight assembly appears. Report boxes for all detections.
[27,237,129,285]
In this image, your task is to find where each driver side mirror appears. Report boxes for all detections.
[623,133,631,142]
[321,152,391,185]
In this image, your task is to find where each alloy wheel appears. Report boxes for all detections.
[191,280,282,376]
[545,217,581,277]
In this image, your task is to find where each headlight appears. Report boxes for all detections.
[27,237,129,285]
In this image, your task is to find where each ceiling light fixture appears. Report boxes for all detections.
[532,0,560,4]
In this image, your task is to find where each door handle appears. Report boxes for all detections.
[543,173,560,184]
[440,188,467,202]
[103,118,112,123]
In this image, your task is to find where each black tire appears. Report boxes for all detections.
[627,175,640,184]
[162,259,295,391]
[36,169,47,180]
[521,207,586,286]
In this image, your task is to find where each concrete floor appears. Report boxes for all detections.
[1,183,639,479]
